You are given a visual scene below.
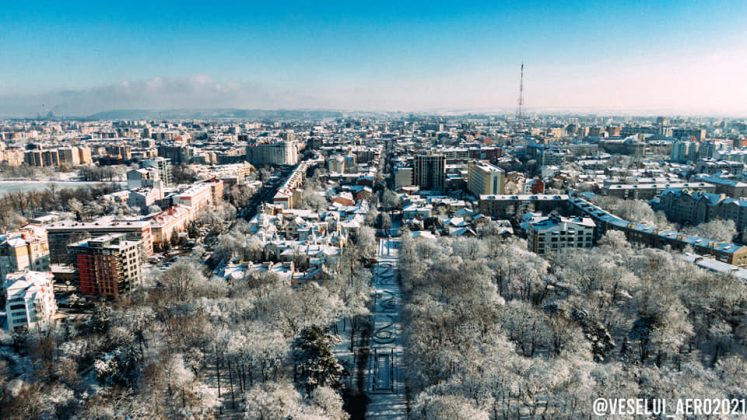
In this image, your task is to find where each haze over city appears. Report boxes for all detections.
[1,0,746,116]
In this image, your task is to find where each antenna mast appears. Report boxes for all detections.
[517,62,525,120]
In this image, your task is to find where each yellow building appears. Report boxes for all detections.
[468,160,505,197]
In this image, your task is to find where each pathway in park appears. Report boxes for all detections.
[365,237,407,419]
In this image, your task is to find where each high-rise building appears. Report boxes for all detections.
[467,161,505,197]
[671,140,700,163]
[69,233,144,300]
[141,157,173,186]
[4,271,57,332]
[414,153,445,191]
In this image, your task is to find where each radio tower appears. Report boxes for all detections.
[517,62,525,120]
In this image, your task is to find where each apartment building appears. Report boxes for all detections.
[172,180,224,217]
[126,167,162,190]
[149,205,192,249]
[603,182,715,200]
[246,140,299,166]
[672,128,707,141]
[695,159,744,176]
[46,218,153,264]
[68,234,143,300]
[571,196,747,266]
[414,153,446,191]
[158,143,194,164]
[0,147,25,166]
[4,271,57,332]
[467,160,505,197]
[327,155,345,174]
[527,215,595,255]
[273,163,307,209]
[654,187,747,232]
[0,226,50,279]
[141,157,173,186]
[479,194,569,219]
[670,140,701,163]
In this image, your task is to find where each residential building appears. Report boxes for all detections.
[467,160,505,197]
[141,157,173,186]
[149,205,192,249]
[526,215,595,255]
[328,155,345,174]
[670,140,700,163]
[126,167,162,190]
[0,226,50,279]
[603,182,715,200]
[68,233,143,300]
[571,196,747,266]
[414,153,445,191]
[693,175,747,198]
[653,188,722,225]
[172,180,223,217]
[273,163,307,209]
[672,128,707,141]
[479,194,569,219]
[46,218,153,264]
[158,143,193,164]
[4,271,57,332]
[695,159,744,176]
[246,140,299,166]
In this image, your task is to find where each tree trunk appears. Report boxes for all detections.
[228,359,236,409]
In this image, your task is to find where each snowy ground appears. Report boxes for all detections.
[365,238,407,419]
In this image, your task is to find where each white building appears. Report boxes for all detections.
[4,271,57,332]
[526,215,595,255]
[246,140,299,166]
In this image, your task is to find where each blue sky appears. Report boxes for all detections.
[1,0,746,115]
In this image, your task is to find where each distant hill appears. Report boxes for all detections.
[84,108,346,121]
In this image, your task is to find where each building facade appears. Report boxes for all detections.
[46,219,153,264]
[0,226,50,279]
[467,161,505,197]
[414,153,446,191]
[69,234,144,300]
[4,271,57,332]
[527,215,595,255]
[246,140,299,166]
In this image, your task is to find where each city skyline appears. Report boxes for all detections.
[1,0,746,116]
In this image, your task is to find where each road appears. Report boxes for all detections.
[365,237,407,419]
[240,168,288,221]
